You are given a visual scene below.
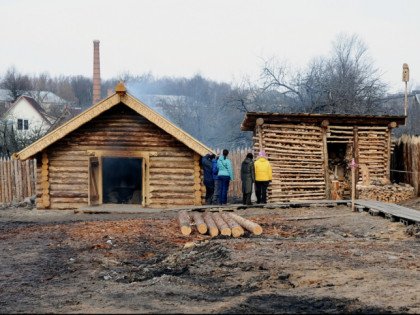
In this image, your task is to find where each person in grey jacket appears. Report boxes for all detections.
[241,153,255,205]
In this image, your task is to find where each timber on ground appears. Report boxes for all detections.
[74,199,420,225]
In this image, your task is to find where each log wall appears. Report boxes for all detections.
[36,104,201,210]
[328,125,392,182]
[254,123,326,202]
[253,122,394,202]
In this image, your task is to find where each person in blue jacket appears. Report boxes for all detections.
[202,153,215,205]
[211,154,220,205]
[217,149,234,205]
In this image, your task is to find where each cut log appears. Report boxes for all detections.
[330,180,342,200]
[203,212,219,237]
[178,210,192,236]
[212,212,231,236]
[221,213,244,237]
[229,213,263,235]
[192,212,208,234]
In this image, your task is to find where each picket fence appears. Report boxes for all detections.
[213,147,254,198]
[0,157,37,204]
[391,134,420,196]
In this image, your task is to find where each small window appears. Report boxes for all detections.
[17,119,29,130]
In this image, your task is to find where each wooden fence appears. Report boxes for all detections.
[213,147,253,198]
[0,157,37,204]
[391,134,420,196]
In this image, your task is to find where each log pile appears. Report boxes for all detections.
[356,183,414,203]
[254,124,326,202]
[357,127,392,182]
[178,211,262,237]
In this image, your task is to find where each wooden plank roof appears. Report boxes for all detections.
[12,91,215,160]
[241,112,406,131]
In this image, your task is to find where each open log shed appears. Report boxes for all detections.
[241,112,406,203]
[12,82,215,210]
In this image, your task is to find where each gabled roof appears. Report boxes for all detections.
[13,91,214,160]
[241,112,406,131]
[3,95,56,125]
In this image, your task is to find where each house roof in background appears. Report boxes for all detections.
[0,89,68,104]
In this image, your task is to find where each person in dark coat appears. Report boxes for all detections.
[202,153,215,205]
[241,153,255,205]
[211,154,220,205]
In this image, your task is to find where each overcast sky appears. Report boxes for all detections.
[1,0,419,93]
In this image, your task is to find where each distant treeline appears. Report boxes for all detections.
[2,33,419,149]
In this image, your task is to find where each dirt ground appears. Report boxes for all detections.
[0,199,419,314]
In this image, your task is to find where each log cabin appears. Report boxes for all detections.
[241,112,406,202]
[12,82,214,210]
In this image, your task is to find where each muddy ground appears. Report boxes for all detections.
[0,200,419,314]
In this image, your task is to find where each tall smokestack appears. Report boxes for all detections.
[93,40,101,104]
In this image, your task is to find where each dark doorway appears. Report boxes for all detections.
[102,157,142,204]
[327,142,352,199]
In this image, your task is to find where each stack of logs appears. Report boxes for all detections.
[357,183,414,203]
[178,210,262,237]
[255,123,326,202]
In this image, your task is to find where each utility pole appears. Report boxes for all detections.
[403,63,409,125]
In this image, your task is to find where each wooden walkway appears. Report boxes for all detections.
[354,199,420,226]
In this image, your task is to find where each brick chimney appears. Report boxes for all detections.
[92,40,101,104]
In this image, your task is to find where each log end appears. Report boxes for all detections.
[221,227,231,236]
[181,226,192,236]
[253,225,263,235]
[209,227,219,237]
[197,224,208,234]
[232,226,244,238]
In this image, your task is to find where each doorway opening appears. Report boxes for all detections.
[327,142,353,199]
[102,157,142,204]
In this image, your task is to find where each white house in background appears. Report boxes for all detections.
[1,95,57,136]
[0,89,69,114]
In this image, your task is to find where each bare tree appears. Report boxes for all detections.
[0,118,48,156]
[0,66,32,102]
[260,33,388,114]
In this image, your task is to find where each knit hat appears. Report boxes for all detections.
[259,151,266,157]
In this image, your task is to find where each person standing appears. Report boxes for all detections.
[241,153,255,205]
[201,153,215,205]
[217,149,234,205]
[211,154,220,205]
[254,151,272,204]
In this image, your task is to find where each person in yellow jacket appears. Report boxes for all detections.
[254,151,272,204]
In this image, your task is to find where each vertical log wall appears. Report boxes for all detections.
[0,157,36,204]
[392,134,420,196]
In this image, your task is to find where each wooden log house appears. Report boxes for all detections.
[241,112,406,202]
[12,82,214,210]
